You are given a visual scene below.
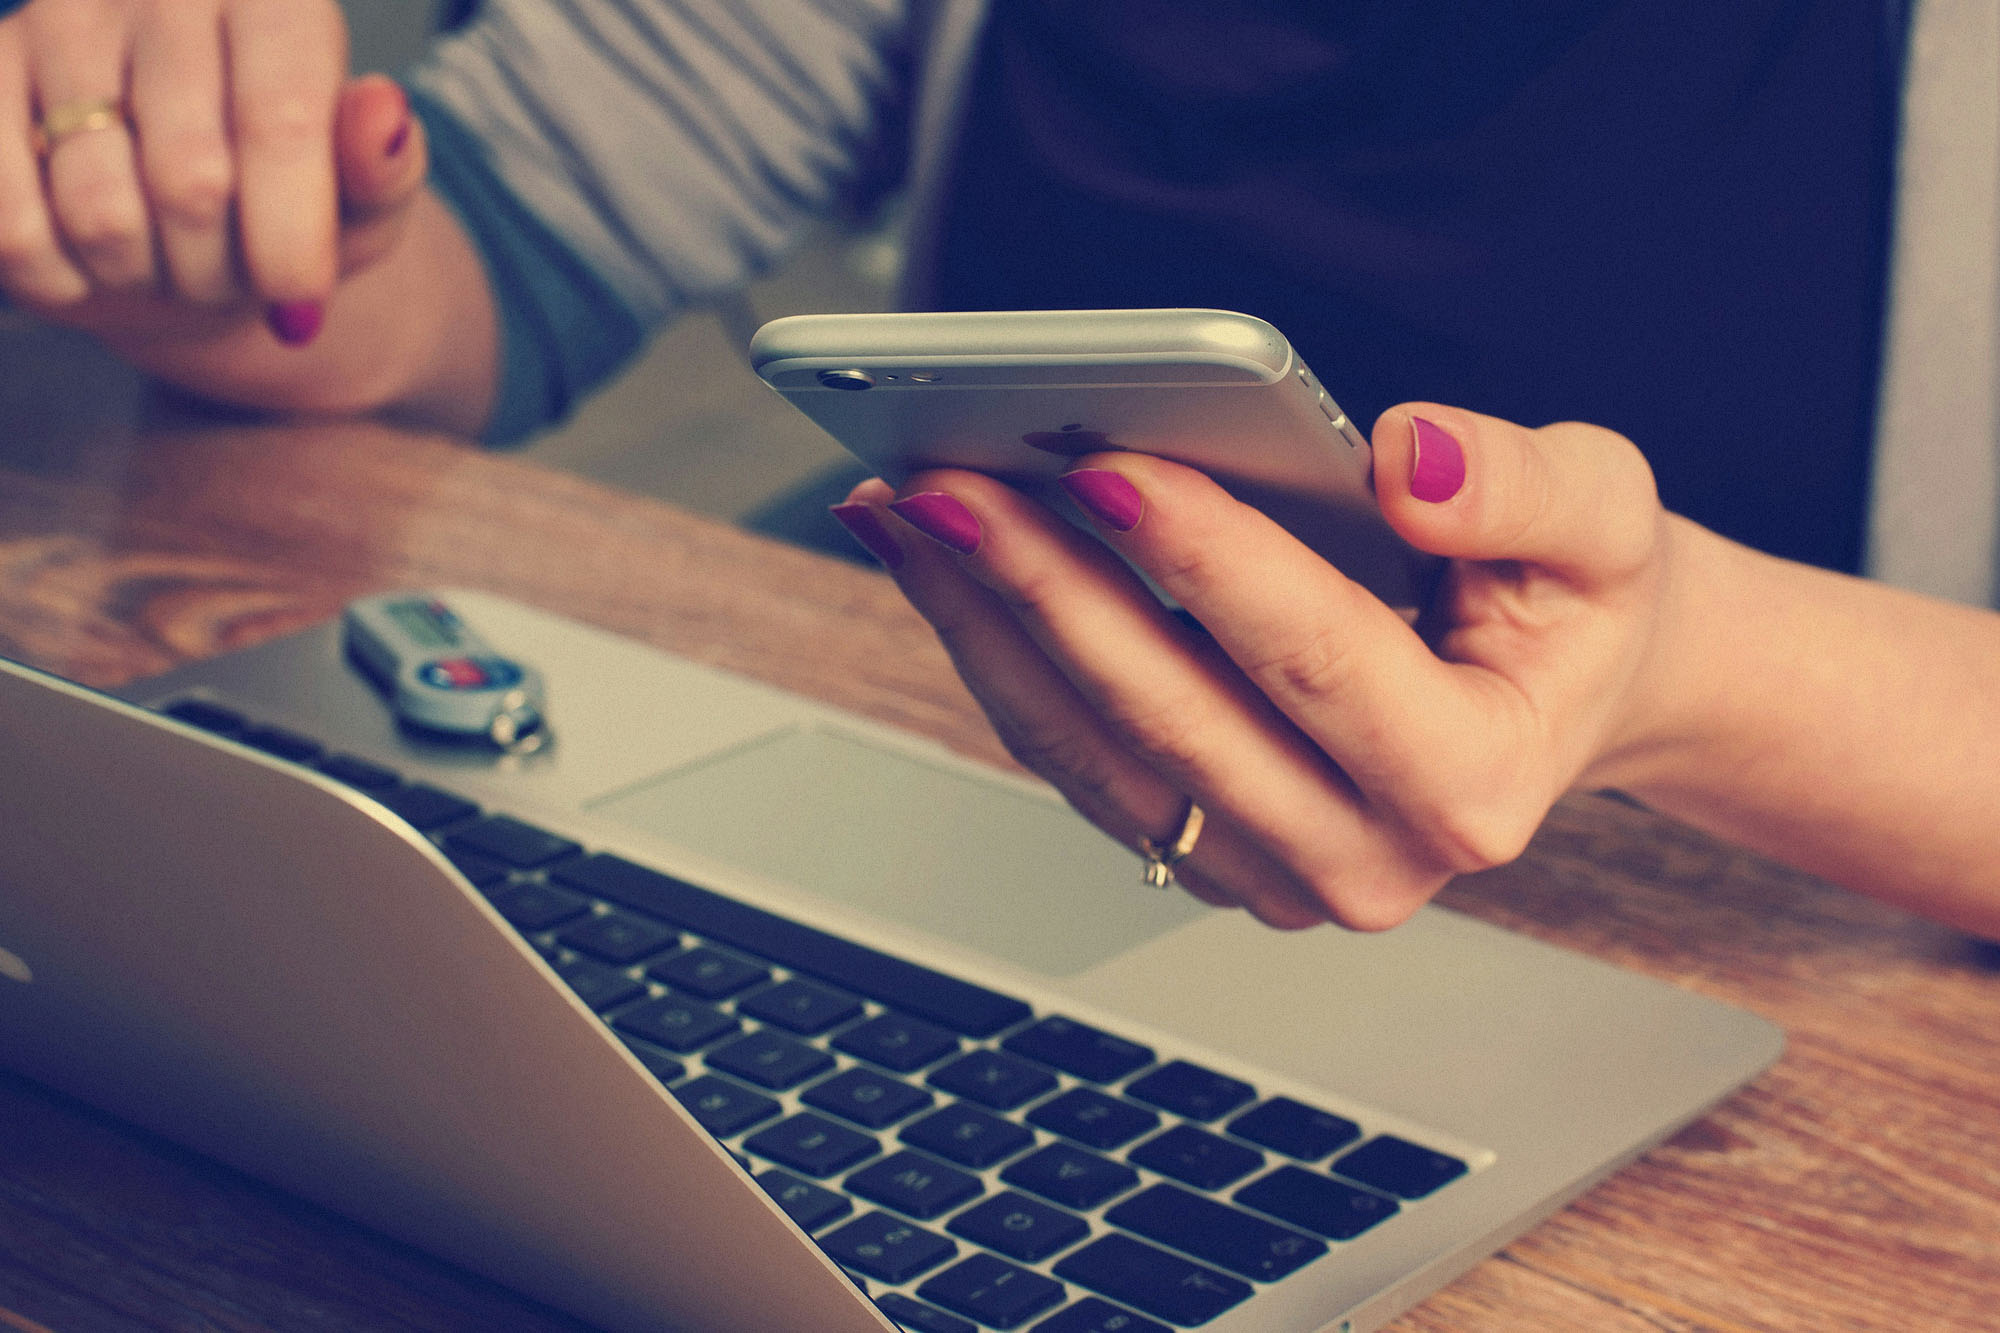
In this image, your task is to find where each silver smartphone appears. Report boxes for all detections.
[749,308,1424,605]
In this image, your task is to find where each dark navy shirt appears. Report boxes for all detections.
[933,1,1907,571]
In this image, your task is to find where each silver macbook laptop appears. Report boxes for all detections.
[0,589,1782,1333]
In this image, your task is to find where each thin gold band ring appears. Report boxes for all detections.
[32,97,128,158]
[1138,800,1206,889]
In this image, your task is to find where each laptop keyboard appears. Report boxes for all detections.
[160,699,1471,1331]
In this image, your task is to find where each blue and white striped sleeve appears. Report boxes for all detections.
[404,0,916,444]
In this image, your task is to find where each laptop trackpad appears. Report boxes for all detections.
[586,726,1205,978]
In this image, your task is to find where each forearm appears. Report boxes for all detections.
[95,190,498,437]
[1604,517,2000,934]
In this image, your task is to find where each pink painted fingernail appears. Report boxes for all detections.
[888,491,982,555]
[1411,416,1466,503]
[1059,468,1144,531]
[266,300,324,347]
[828,502,904,569]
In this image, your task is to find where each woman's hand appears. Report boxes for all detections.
[0,0,427,351]
[833,404,1687,931]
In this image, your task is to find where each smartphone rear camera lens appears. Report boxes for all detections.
[817,369,875,391]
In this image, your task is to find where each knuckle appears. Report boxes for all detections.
[994,717,1125,823]
[1341,884,1436,933]
[1296,857,1436,933]
[150,149,236,231]
[66,217,145,264]
[64,216,144,266]
[1413,800,1537,877]
[55,182,146,255]
[1099,688,1214,774]
[168,257,238,306]
[237,92,327,153]
[1533,422,1662,574]
[1144,535,1227,601]
[1493,445,1555,554]
[1243,624,1358,706]
[988,552,1069,627]
[1246,894,1328,932]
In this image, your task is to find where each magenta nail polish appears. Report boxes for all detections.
[1411,416,1466,503]
[888,491,982,555]
[828,502,904,569]
[266,300,324,347]
[1059,468,1144,531]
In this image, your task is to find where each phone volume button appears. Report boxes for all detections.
[1315,393,1353,437]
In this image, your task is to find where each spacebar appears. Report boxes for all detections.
[549,853,1032,1039]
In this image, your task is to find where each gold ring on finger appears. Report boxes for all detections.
[32,97,129,159]
[1138,799,1205,888]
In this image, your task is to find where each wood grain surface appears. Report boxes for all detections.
[0,353,1994,1332]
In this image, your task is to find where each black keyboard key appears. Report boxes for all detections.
[745,1113,879,1177]
[1227,1097,1360,1161]
[1234,1166,1398,1240]
[647,946,769,999]
[738,978,864,1034]
[484,879,591,931]
[1003,1016,1153,1083]
[377,782,478,831]
[161,698,246,735]
[672,1074,782,1136]
[446,846,511,888]
[1128,1125,1263,1191]
[1029,1297,1171,1333]
[552,955,645,1011]
[611,994,738,1052]
[549,854,1032,1037]
[948,1191,1090,1263]
[834,1012,960,1073]
[618,1038,685,1087]
[758,1169,853,1232]
[1052,1234,1250,1326]
[556,911,679,964]
[1105,1184,1325,1283]
[818,1212,956,1283]
[705,1029,835,1091]
[929,1050,1058,1111]
[875,1293,976,1333]
[846,1150,983,1220]
[1002,1145,1139,1211]
[447,815,580,868]
[236,724,325,764]
[918,1254,1065,1329]
[1333,1135,1467,1199]
[802,1067,933,1129]
[1123,1061,1256,1123]
[1025,1089,1158,1151]
[315,753,400,791]
[902,1103,1035,1169]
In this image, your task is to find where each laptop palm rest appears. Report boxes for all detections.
[587,725,1206,977]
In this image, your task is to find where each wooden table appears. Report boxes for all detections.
[1,322,1995,1332]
